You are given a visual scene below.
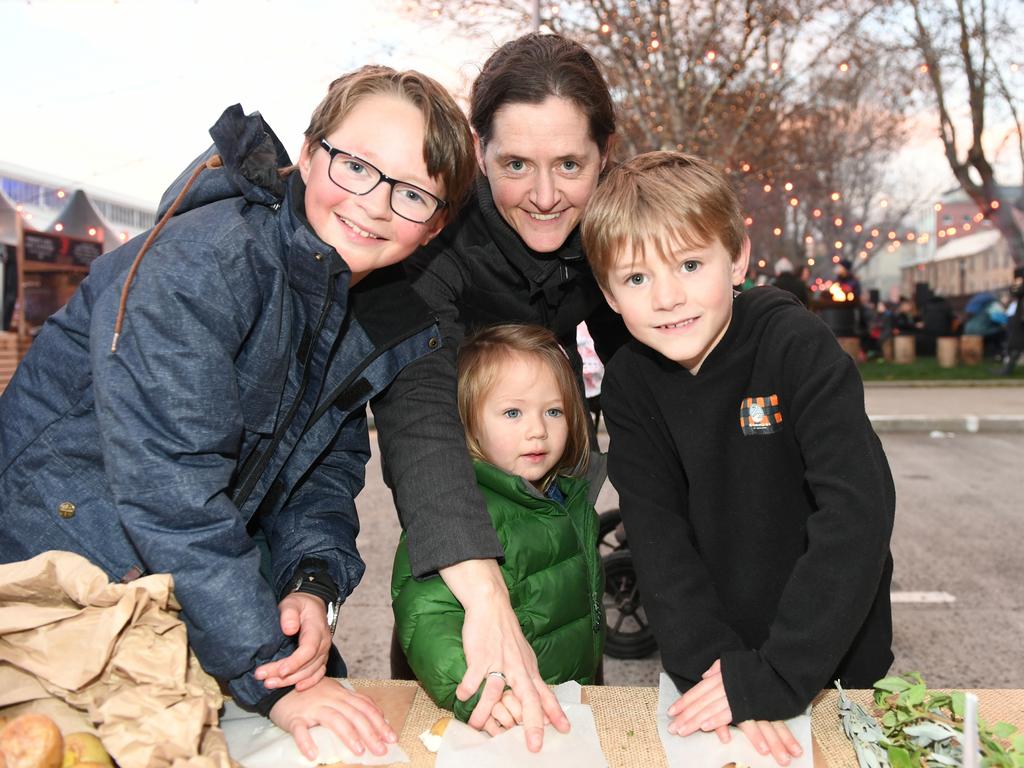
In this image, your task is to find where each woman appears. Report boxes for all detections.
[372,33,626,745]
[0,66,475,760]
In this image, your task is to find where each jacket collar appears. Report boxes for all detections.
[472,459,588,505]
[473,175,586,284]
[279,172,348,299]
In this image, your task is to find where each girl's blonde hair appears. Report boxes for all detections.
[457,324,591,490]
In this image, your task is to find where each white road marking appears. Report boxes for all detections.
[891,591,956,604]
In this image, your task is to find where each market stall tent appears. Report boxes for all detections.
[46,189,119,252]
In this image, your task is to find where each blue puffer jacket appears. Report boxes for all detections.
[0,105,441,709]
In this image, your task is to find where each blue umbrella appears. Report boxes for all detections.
[965,292,996,315]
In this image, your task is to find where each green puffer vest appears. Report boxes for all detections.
[391,460,604,721]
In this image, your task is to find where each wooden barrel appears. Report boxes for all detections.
[959,334,983,366]
[936,336,958,368]
[894,335,916,364]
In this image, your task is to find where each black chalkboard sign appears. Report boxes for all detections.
[23,232,62,264]
[69,238,102,267]
[22,230,100,269]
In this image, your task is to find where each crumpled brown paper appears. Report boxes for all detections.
[0,551,235,768]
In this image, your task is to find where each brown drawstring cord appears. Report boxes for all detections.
[110,154,224,352]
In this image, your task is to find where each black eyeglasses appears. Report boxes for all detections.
[318,140,446,224]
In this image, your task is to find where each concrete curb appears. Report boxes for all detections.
[869,415,1024,433]
[863,380,1024,389]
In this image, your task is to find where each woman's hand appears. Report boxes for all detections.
[269,678,397,761]
[439,558,570,751]
[255,592,332,691]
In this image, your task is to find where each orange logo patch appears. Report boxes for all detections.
[739,394,783,435]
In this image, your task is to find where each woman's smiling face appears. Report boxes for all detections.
[476,96,605,254]
[299,93,446,284]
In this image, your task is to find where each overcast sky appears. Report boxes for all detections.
[4,0,1018,215]
[2,0,498,205]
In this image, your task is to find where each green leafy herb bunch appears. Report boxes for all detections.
[837,672,1024,767]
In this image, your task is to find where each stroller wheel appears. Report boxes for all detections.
[602,550,658,659]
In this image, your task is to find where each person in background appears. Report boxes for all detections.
[963,291,1008,358]
[771,257,810,307]
[372,32,629,747]
[391,324,603,733]
[918,292,956,356]
[999,265,1024,375]
[582,151,894,766]
[0,66,476,761]
[835,259,861,300]
[894,296,918,336]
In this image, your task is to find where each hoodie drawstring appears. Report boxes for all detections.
[110,154,224,352]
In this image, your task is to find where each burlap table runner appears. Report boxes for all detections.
[347,680,1024,768]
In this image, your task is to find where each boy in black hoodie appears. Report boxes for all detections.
[581,152,894,766]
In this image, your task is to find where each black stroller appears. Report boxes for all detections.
[591,400,658,659]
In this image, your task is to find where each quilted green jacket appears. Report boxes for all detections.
[390,460,604,721]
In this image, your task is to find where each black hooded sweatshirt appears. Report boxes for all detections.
[601,286,894,722]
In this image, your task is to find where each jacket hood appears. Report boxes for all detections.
[157,104,292,218]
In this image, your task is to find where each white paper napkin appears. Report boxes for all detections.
[433,680,608,768]
[656,673,814,767]
[220,684,409,767]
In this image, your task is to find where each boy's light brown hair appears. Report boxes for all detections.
[457,324,591,491]
[300,65,476,218]
[581,151,747,290]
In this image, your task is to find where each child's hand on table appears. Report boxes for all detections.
[481,688,525,736]
[666,659,803,766]
[255,592,332,691]
[269,678,397,760]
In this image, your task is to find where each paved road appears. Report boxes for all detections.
[336,427,1024,689]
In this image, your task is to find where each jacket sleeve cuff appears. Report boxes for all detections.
[721,649,808,723]
[225,639,298,710]
[252,685,295,717]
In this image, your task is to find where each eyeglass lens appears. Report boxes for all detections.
[328,153,439,223]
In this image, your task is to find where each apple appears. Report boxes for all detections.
[60,733,111,768]
[0,714,63,768]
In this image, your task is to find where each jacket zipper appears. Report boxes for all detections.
[233,267,337,509]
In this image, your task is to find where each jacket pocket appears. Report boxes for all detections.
[12,469,144,583]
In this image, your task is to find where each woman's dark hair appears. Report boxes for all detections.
[470,33,615,155]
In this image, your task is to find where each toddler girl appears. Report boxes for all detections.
[391,323,604,734]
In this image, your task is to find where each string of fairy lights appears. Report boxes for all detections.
[541,0,1021,273]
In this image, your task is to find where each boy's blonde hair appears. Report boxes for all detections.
[457,324,591,491]
[582,151,747,290]
[301,65,476,217]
